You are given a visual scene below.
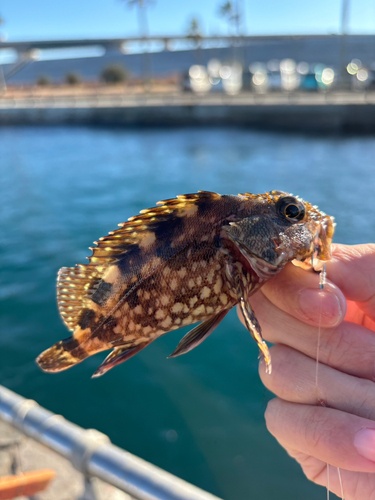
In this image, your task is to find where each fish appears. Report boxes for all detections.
[36,191,335,378]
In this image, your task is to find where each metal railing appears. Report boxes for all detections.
[0,385,223,500]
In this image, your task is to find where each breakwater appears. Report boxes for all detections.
[1,91,375,131]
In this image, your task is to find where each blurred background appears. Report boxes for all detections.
[1,1,375,499]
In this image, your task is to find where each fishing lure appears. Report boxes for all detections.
[37,191,334,377]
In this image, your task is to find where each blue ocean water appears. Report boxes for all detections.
[1,126,375,500]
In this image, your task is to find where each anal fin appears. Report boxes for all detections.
[92,341,151,378]
[168,309,230,358]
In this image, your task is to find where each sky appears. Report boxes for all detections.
[0,0,374,41]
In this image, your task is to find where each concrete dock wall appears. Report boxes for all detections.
[1,92,375,132]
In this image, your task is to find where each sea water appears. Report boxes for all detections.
[1,126,374,499]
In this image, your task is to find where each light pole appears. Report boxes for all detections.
[339,0,350,88]
[0,16,6,92]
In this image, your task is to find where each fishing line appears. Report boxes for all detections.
[316,265,327,499]
[317,264,344,500]
[315,264,325,399]
[337,467,345,500]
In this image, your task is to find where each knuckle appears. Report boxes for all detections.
[354,378,375,420]
[323,322,375,380]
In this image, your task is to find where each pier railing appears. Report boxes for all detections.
[0,385,222,500]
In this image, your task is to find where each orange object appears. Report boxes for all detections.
[0,469,56,500]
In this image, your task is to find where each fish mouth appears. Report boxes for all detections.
[292,216,335,272]
[311,216,335,270]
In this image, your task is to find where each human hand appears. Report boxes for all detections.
[244,244,375,499]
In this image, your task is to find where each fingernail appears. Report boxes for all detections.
[354,428,375,462]
[298,289,342,326]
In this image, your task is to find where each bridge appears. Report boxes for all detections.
[0,34,344,54]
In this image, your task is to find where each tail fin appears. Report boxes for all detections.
[36,337,89,373]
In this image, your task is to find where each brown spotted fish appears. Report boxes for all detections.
[37,191,334,377]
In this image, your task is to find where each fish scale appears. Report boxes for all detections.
[37,190,335,378]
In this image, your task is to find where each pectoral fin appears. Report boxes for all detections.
[92,341,151,378]
[239,298,272,374]
[168,309,230,358]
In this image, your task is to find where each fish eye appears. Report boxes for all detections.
[276,196,306,222]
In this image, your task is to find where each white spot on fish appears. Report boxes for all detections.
[182,316,193,326]
[193,304,205,316]
[170,279,178,290]
[207,270,215,284]
[177,204,198,217]
[161,316,172,329]
[178,267,187,278]
[161,295,170,306]
[155,309,165,320]
[172,303,184,314]
[200,286,211,300]
[139,231,156,249]
[214,277,222,295]
[189,296,198,307]
[104,265,120,284]
[220,293,228,305]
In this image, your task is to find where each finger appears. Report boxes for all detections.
[265,398,375,473]
[282,447,375,499]
[241,291,375,381]
[259,344,375,421]
[327,243,375,322]
[260,262,346,328]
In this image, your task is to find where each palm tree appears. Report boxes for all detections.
[219,1,241,36]
[126,0,151,38]
[186,17,203,65]
[187,17,202,38]
[122,0,153,87]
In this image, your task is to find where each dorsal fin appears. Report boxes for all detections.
[88,191,220,266]
[57,265,102,330]
[57,191,221,331]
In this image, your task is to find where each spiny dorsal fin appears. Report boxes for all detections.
[88,191,221,267]
[57,191,221,331]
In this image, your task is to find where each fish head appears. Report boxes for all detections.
[223,191,335,280]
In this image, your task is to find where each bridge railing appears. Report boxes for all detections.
[0,385,223,500]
